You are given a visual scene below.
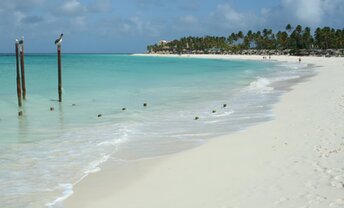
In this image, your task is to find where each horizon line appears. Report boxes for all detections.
[0,52,142,55]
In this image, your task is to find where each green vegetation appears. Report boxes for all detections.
[147,25,344,55]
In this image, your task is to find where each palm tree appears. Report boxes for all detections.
[289,25,303,49]
[253,31,263,49]
[146,25,343,54]
[302,27,313,49]
[335,29,344,49]
[237,31,244,39]
[243,30,253,49]
[286,24,292,34]
[276,31,288,49]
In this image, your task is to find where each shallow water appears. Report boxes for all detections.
[0,54,313,207]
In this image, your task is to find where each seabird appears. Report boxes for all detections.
[18,37,24,52]
[55,34,63,46]
[18,36,24,45]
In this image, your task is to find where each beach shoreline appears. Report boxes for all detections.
[65,55,344,208]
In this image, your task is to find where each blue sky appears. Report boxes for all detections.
[1,0,343,53]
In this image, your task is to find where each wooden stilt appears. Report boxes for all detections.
[15,41,22,107]
[19,38,26,100]
[57,45,62,102]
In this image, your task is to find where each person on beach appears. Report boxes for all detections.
[299,57,301,63]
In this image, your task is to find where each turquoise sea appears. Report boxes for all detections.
[0,54,313,207]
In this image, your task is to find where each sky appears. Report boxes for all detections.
[0,0,343,53]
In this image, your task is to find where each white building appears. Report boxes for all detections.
[158,40,169,45]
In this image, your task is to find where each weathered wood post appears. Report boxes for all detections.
[15,39,22,107]
[55,34,63,102]
[57,45,62,102]
[19,36,26,100]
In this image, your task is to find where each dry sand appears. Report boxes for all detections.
[65,55,344,208]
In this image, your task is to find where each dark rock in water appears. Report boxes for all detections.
[212,110,216,113]
[143,103,147,107]
[72,104,76,106]
[223,104,227,108]
[122,108,126,111]
[194,116,199,120]
[50,107,54,111]
[18,111,23,116]
[97,114,102,117]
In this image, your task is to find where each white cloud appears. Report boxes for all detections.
[88,0,113,13]
[180,15,198,24]
[97,16,162,37]
[281,0,323,25]
[0,0,343,53]
[264,0,344,28]
[59,0,86,16]
[74,16,86,27]
[208,4,262,31]
[13,11,25,25]
[217,4,244,23]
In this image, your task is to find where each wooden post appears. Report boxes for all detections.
[19,38,26,100]
[57,45,62,102]
[15,41,22,107]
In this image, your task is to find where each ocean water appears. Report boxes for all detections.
[0,54,313,207]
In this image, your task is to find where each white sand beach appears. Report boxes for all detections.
[65,55,344,208]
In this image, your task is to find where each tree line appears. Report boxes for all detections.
[147,24,344,54]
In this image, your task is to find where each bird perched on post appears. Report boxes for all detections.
[55,34,63,46]
[18,36,24,45]
[18,36,24,52]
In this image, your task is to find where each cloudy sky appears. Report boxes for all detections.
[1,0,343,53]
